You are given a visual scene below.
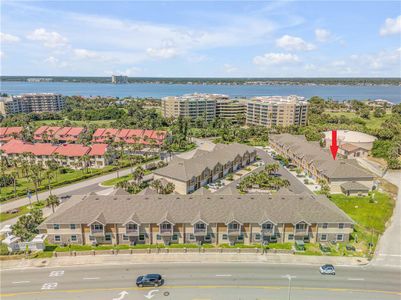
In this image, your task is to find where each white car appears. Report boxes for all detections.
[320,264,336,275]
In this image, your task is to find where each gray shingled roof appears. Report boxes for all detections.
[39,191,353,228]
[270,134,374,180]
[153,143,256,181]
[340,181,370,191]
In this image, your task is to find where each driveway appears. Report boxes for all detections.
[371,169,401,269]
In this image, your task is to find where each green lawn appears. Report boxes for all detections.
[101,170,151,186]
[329,192,395,257]
[326,111,392,130]
[0,201,46,222]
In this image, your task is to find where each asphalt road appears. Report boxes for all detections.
[1,263,400,300]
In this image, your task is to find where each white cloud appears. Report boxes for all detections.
[253,52,300,66]
[44,56,68,68]
[315,28,331,42]
[146,47,179,59]
[0,32,20,43]
[223,64,238,74]
[351,48,401,70]
[73,48,102,59]
[380,15,401,36]
[276,35,315,51]
[27,28,68,48]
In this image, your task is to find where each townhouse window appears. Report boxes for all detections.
[70,235,77,242]
[338,223,345,229]
[262,223,272,230]
[336,234,344,242]
[89,236,95,241]
[296,223,307,230]
[127,223,138,231]
[188,234,195,240]
[172,234,178,241]
[322,223,328,229]
[237,234,244,241]
[288,234,294,241]
[54,235,61,242]
[92,224,103,231]
[222,234,228,240]
[320,234,328,241]
[105,234,112,241]
[255,233,261,241]
[123,235,129,241]
[53,224,60,230]
[195,223,206,230]
[161,223,172,230]
[70,224,76,230]
[139,234,145,241]
[205,234,211,241]
[228,223,239,230]
[156,234,161,240]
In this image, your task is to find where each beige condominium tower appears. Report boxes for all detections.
[246,95,309,127]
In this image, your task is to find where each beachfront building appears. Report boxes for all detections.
[153,143,257,194]
[323,130,377,159]
[269,134,375,194]
[0,140,111,169]
[111,75,128,84]
[246,95,309,127]
[38,190,354,246]
[216,99,247,123]
[161,93,228,121]
[0,93,65,115]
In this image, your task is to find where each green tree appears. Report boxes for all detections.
[12,208,43,241]
[46,195,60,213]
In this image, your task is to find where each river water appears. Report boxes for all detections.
[1,81,400,103]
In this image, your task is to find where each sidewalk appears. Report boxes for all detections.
[0,253,369,270]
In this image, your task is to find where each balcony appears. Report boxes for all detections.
[193,228,207,236]
[125,229,139,236]
[261,228,274,235]
[90,230,105,237]
[159,228,173,236]
[227,228,241,236]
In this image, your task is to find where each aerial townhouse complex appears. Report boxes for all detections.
[246,95,309,127]
[0,139,110,169]
[0,93,65,115]
[38,190,353,246]
[153,143,257,194]
[0,127,23,144]
[269,134,375,195]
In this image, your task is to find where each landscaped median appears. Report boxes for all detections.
[0,201,45,222]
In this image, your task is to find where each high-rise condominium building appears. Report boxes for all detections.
[111,75,128,84]
[246,95,309,127]
[215,99,247,123]
[1,93,65,115]
[161,93,229,121]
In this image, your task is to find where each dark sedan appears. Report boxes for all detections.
[136,274,163,287]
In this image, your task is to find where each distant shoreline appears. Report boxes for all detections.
[1,77,400,86]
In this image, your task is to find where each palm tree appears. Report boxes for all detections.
[46,195,60,213]
[132,166,145,184]
[45,170,54,195]
[150,179,162,193]
[10,171,18,198]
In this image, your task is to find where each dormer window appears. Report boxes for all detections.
[262,223,273,230]
[126,223,138,231]
[195,223,206,230]
[295,223,307,230]
[228,223,240,230]
[91,224,103,231]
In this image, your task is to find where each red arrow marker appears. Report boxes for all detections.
[330,130,339,160]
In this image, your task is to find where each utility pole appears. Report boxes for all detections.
[282,274,296,300]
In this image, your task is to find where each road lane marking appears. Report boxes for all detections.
[49,270,64,277]
[41,282,58,290]
[83,277,100,280]
[11,281,30,284]
[144,289,159,299]
[215,274,232,277]
[112,290,128,300]
[348,278,365,281]
[1,285,400,297]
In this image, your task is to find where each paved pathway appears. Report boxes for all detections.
[371,170,401,269]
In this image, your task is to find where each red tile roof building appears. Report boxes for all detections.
[34,126,84,142]
[0,127,23,144]
[93,128,167,145]
[0,140,110,169]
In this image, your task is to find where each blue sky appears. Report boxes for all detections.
[1,0,400,77]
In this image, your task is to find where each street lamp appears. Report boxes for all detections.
[282,274,296,300]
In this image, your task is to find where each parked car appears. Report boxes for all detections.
[136,274,163,287]
[320,264,336,275]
